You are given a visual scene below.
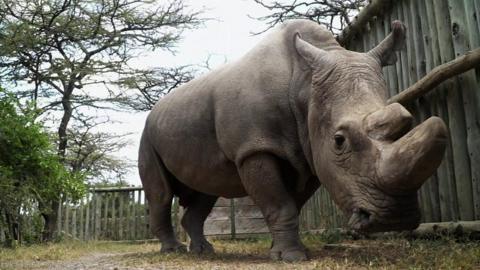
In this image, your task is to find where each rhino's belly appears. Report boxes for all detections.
[158,137,247,198]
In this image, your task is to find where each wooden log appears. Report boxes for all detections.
[387,48,480,105]
[412,221,480,237]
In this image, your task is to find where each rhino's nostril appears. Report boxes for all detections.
[358,208,371,222]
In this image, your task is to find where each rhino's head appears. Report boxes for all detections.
[295,21,448,233]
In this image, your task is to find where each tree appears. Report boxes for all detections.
[0,88,86,245]
[115,66,195,111]
[252,0,367,34]
[66,115,133,183]
[0,0,203,239]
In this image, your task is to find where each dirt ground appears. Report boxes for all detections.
[1,234,479,270]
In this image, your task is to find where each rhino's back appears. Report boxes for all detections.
[144,20,340,197]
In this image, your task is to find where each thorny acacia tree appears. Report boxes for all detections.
[116,65,194,111]
[253,0,367,34]
[0,0,202,240]
[66,115,132,183]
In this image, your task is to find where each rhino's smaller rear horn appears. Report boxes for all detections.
[367,21,406,66]
[294,33,328,67]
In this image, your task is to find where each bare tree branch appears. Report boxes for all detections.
[251,0,367,35]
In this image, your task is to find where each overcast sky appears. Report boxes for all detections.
[107,0,271,185]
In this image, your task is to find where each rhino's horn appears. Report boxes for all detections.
[367,21,406,66]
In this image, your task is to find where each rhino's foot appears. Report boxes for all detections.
[270,247,308,262]
[160,241,187,253]
[189,239,215,254]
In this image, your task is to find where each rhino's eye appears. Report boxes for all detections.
[334,133,346,148]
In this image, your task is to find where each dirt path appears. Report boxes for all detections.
[1,252,138,270]
[1,238,479,269]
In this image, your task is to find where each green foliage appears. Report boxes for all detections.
[0,88,86,245]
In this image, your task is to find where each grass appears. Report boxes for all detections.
[0,234,479,269]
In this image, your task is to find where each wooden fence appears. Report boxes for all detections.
[56,187,151,240]
[298,0,480,230]
[54,187,269,241]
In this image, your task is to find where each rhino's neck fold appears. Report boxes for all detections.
[288,61,316,175]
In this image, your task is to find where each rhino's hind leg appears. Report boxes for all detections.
[138,135,186,253]
[181,192,218,254]
[239,153,307,262]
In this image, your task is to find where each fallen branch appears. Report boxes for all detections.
[388,48,480,105]
[410,221,480,238]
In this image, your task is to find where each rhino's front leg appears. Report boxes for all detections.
[239,153,307,262]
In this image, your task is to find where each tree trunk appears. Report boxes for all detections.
[42,89,73,241]
[41,200,59,241]
[57,94,73,158]
[4,212,19,247]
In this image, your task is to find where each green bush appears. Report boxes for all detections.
[0,88,86,246]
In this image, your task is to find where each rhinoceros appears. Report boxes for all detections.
[138,19,448,261]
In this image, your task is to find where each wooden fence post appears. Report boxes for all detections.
[230,198,236,239]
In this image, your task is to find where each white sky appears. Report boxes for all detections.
[107,0,271,185]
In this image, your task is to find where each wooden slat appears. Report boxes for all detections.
[144,193,149,239]
[119,191,124,239]
[230,198,236,239]
[111,192,116,240]
[56,199,62,237]
[423,0,455,222]
[79,199,84,240]
[85,194,91,240]
[94,192,101,240]
[460,0,480,220]
[64,202,70,235]
[125,192,131,240]
[103,193,109,239]
[72,208,77,238]
[136,190,142,239]
[435,0,474,221]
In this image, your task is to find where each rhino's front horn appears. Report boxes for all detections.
[377,116,448,193]
[364,103,413,141]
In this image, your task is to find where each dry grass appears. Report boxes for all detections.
[1,234,479,270]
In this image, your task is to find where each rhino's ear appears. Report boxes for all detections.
[367,21,406,66]
[294,33,327,68]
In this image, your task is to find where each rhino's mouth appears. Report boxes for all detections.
[347,207,372,231]
[347,204,421,233]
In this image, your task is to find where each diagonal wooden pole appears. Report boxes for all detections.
[388,48,480,105]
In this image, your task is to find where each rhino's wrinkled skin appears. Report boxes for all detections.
[138,20,448,261]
